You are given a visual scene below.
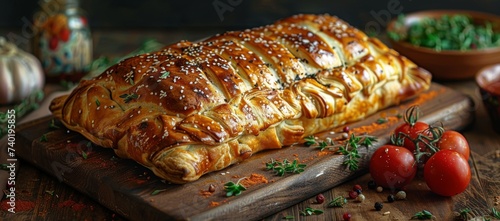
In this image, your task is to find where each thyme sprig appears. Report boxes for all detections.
[0,90,44,137]
[338,134,377,171]
[327,196,348,207]
[265,158,306,176]
[305,133,376,171]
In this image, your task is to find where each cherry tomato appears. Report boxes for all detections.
[424,150,471,196]
[436,130,470,161]
[394,121,432,153]
[369,145,417,189]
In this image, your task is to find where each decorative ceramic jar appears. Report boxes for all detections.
[32,0,92,83]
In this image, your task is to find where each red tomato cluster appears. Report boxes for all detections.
[369,106,471,196]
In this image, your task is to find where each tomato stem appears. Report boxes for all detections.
[404,105,421,127]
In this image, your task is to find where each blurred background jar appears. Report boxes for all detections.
[32,0,92,83]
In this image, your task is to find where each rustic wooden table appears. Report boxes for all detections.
[1,30,499,221]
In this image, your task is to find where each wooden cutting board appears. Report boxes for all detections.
[16,83,474,221]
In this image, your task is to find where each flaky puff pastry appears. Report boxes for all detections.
[50,14,431,184]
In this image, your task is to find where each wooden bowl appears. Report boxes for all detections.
[476,64,500,133]
[387,10,500,81]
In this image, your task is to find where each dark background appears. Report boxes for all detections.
[1,0,500,53]
[2,0,500,30]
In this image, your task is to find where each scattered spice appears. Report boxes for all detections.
[350,116,399,135]
[0,199,35,212]
[239,173,268,187]
[57,199,87,212]
[209,201,220,207]
[199,190,213,197]
[374,202,383,211]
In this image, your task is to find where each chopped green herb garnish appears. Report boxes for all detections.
[457,208,471,220]
[492,207,500,219]
[376,118,388,124]
[265,158,306,176]
[299,207,323,216]
[224,180,246,197]
[81,151,88,159]
[95,99,101,107]
[160,71,170,79]
[304,135,317,147]
[40,134,48,142]
[327,196,348,207]
[45,190,54,196]
[49,119,60,129]
[282,215,295,220]
[0,164,8,171]
[151,189,167,195]
[119,93,138,103]
[389,14,500,51]
[411,210,434,220]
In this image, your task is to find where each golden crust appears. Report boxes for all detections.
[50,14,431,183]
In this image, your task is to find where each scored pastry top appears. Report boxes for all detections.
[50,14,431,183]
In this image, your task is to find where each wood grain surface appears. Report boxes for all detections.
[9,83,476,221]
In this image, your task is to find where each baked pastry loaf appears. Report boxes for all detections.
[50,14,431,184]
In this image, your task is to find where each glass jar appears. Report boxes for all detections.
[32,0,92,83]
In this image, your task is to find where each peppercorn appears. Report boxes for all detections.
[208,184,216,192]
[343,212,352,221]
[376,186,383,193]
[387,194,395,203]
[368,180,377,189]
[356,193,365,202]
[343,126,350,133]
[353,184,363,192]
[348,190,358,199]
[395,190,407,200]
[374,202,383,211]
[316,193,325,204]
